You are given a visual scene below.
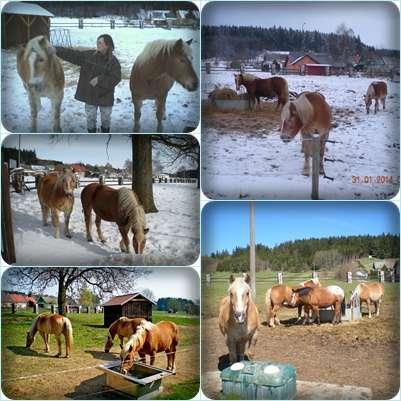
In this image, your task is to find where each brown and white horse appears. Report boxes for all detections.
[218,273,260,364]
[234,73,289,110]
[120,320,179,374]
[26,313,73,357]
[280,92,331,176]
[17,35,65,132]
[350,282,384,318]
[265,278,321,327]
[364,81,387,114]
[104,316,146,353]
[130,38,199,132]
[37,168,77,238]
[81,183,149,254]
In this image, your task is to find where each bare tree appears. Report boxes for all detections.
[5,267,150,314]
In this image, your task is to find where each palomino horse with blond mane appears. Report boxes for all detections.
[265,278,321,327]
[17,35,65,132]
[104,316,145,353]
[130,38,199,132]
[120,320,179,374]
[234,73,289,111]
[218,273,260,364]
[281,92,331,176]
[37,168,77,238]
[26,313,73,357]
[81,183,149,254]
[364,81,387,114]
[350,282,384,318]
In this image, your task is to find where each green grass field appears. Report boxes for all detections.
[1,310,199,399]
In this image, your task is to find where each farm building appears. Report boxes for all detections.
[285,52,347,75]
[103,293,155,327]
[1,2,54,49]
[70,163,88,178]
[2,291,36,309]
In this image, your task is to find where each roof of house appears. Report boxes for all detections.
[3,293,36,304]
[3,2,54,17]
[288,52,347,68]
[103,293,156,307]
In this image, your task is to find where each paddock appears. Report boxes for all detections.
[201,273,400,399]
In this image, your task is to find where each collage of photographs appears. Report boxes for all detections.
[0,1,399,400]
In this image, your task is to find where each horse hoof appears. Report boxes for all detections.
[55,354,61,358]
[65,355,70,358]
[87,238,93,242]
[65,234,72,239]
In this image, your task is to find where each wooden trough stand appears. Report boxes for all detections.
[97,361,174,399]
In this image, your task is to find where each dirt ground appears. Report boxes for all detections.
[201,305,400,400]
[2,344,199,400]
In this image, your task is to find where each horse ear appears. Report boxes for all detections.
[229,274,235,283]
[186,39,193,46]
[174,38,184,52]
[289,102,297,115]
[128,345,133,353]
[143,228,149,234]
[243,273,251,284]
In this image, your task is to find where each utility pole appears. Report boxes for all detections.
[250,202,256,297]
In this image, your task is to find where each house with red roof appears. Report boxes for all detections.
[2,291,36,309]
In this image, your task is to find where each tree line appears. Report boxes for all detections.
[208,234,399,272]
[157,297,200,315]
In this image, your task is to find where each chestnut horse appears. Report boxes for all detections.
[291,286,343,325]
[265,278,321,327]
[17,35,65,132]
[104,316,145,353]
[26,313,73,357]
[81,183,149,254]
[350,282,384,318]
[130,38,199,132]
[120,320,179,374]
[37,168,77,238]
[280,92,331,176]
[218,273,260,364]
[364,81,387,114]
[234,73,288,110]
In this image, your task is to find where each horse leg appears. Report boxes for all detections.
[41,204,50,226]
[301,138,311,176]
[39,332,48,352]
[376,299,381,317]
[314,307,321,325]
[55,334,62,357]
[156,95,167,133]
[28,91,38,132]
[95,214,106,243]
[149,351,156,366]
[118,225,130,253]
[382,97,386,111]
[119,335,124,349]
[83,205,94,242]
[272,305,281,326]
[227,336,237,364]
[295,305,303,323]
[51,94,63,132]
[247,331,258,361]
[51,209,60,238]
[236,340,246,362]
[367,299,372,318]
[374,99,379,114]
[64,210,72,238]
[133,98,142,132]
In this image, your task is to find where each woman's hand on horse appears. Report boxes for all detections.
[90,77,98,87]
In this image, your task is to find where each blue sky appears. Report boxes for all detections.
[202,1,400,50]
[202,201,399,256]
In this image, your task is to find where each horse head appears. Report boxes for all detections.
[104,333,113,353]
[228,273,252,324]
[363,94,372,114]
[169,39,198,92]
[280,101,302,142]
[290,286,312,306]
[57,168,76,195]
[26,331,35,348]
[132,227,149,254]
[234,73,244,91]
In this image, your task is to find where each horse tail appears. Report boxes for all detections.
[63,317,73,350]
[265,288,272,323]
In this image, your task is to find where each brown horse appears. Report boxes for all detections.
[81,183,149,254]
[290,286,343,325]
[350,282,384,318]
[37,168,77,238]
[130,38,199,132]
[364,81,387,114]
[120,320,179,374]
[104,317,145,353]
[17,35,65,132]
[265,278,321,327]
[26,313,73,357]
[280,91,331,176]
[218,273,260,364]
[234,73,288,110]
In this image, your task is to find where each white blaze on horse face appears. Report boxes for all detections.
[230,279,250,324]
[290,291,298,306]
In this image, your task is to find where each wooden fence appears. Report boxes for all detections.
[2,163,16,264]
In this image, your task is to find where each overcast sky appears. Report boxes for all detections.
[202,1,400,50]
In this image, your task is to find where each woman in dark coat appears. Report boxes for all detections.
[56,34,121,132]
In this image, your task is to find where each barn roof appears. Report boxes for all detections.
[3,293,36,304]
[103,293,156,306]
[3,2,54,17]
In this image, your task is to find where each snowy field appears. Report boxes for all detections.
[1,18,200,133]
[202,70,400,199]
[10,183,199,266]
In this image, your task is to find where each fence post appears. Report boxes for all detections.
[99,175,105,184]
[277,272,283,284]
[118,176,123,185]
[378,270,385,283]
[311,134,320,200]
[34,304,39,314]
[346,271,352,283]
[12,303,16,314]
[51,304,56,314]
[78,18,83,29]
[110,19,115,29]
[206,62,211,74]
[206,273,211,287]
[312,271,318,279]
[2,163,16,264]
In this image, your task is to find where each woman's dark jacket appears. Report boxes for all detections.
[55,47,121,107]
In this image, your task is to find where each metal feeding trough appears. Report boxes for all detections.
[97,361,174,399]
[319,296,361,323]
[221,360,297,400]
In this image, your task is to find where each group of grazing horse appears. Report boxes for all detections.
[234,72,388,177]
[219,274,385,364]
[17,36,198,132]
[25,314,179,374]
[37,168,149,254]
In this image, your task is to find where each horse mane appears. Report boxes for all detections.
[123,321,149,353]
[24,35,50,62]
[295,286,313,296]
[291,94,314,126]
[117,188,146,235]
[28,314,42,335]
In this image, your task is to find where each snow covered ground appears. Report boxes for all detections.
[10,183,199,266]
[1,18,200,133]
[202,70,400,199]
